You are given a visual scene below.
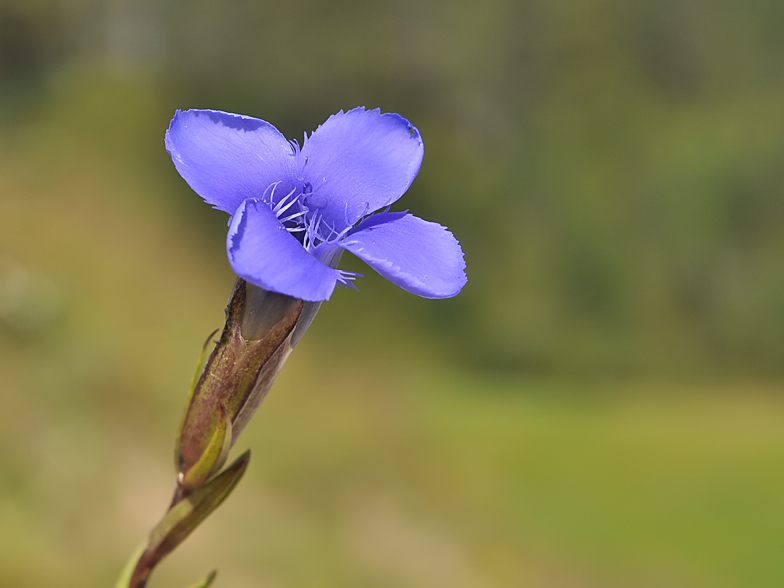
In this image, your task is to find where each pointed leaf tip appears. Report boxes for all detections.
[187,570,217,588]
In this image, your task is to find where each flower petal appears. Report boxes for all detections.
[300,107,424,232]
[166,109,297,215]
[339,213,467,298]
[228,199,341,301]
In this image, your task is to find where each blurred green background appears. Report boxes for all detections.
[2,0,784,586]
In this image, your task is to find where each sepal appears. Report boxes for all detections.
[179,402,232,490]
[176,280,302,483]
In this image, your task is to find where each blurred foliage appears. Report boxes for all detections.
[2,0,784,377]
[2,0,784,587]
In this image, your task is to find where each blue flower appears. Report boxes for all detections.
[165,107,467,302]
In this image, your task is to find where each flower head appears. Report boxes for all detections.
[165,107,466,301]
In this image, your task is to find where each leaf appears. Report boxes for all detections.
[114,544,146,588]
[186,570,217,588]
[143,451,251,576]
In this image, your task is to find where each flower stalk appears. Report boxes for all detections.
[119,279,305,587]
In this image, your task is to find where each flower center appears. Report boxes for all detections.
[259,180,347,254]
[256,179,363,289]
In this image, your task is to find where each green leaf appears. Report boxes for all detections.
[186,570,217,588]
[114,543,146,588]
[143,451,251,577]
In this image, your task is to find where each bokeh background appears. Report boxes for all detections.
[2,0,784,586]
